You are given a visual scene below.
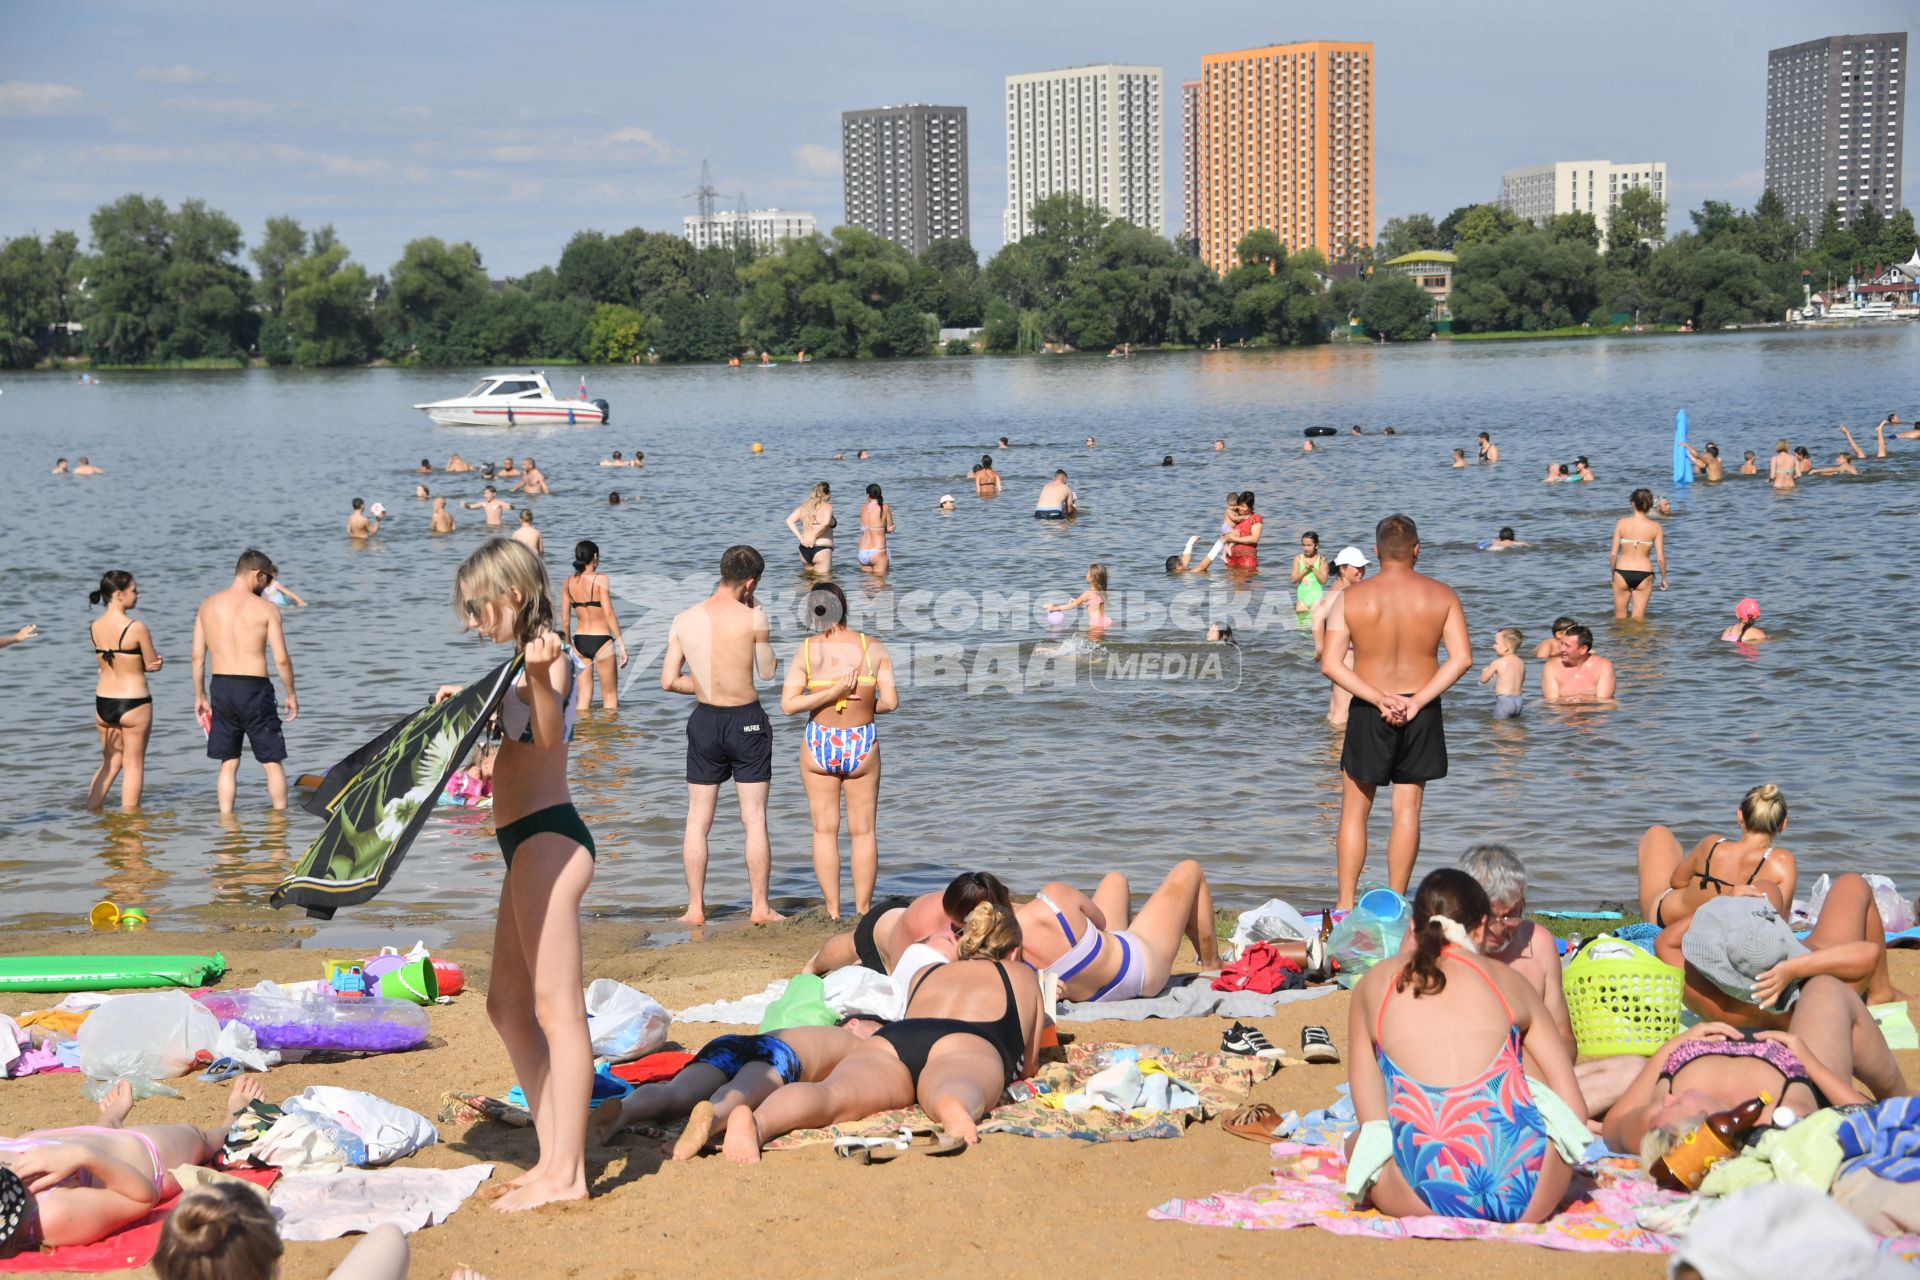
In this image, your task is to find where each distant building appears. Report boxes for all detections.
[1498,160,1667,248]
[1004,63,1164,243]
[841,104,970,257]
[1179,79,1202,249]
[1196,40,1374,272]
[682,209,817,252]
[1382,250,1456,322]
[1766,32,1907,229]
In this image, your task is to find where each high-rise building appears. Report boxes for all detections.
[1004,64,1165,243]
[1197,40,1373,273]
[1765,33,1906,229]
[681,209,817,252]
[840,104,970,257]
[1498,160,1668,248]
[1179,79,1202,249]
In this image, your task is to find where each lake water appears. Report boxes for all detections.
[4,327,1919,941]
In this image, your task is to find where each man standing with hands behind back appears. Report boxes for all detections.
[1319,515,1471,909]
[193,548,298,813]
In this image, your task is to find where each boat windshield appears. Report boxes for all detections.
[463,380,495,398]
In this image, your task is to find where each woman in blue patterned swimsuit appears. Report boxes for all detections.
[1346,869,1588,1223]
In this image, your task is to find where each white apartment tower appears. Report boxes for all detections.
[1766,33,1907,229]
[1004,63,1165,243]
[1179,79,1202,247]
[682,209,817,252]
[1498,160,1668,248]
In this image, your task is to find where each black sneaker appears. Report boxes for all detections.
[1300,1025,1339,1064]
[1221,1021,1283,1060]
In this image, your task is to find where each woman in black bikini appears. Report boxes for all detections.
[1636,783,1796,930]
[560,541,625,713]
[723,900,1044,1161]
[87,570,162,811]
[784,482,835,575]
[1608,488,1666,619]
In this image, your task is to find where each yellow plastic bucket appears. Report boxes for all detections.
[1563,936,1684,1057]
[89,901,120,930]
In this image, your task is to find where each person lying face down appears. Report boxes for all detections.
[804,871,1012,977]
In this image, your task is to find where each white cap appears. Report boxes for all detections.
[1334,546,1369,567]
[938,494,955,505]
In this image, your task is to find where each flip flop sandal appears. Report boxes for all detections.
[1221,1103,1287,1143]
[865,1130,968,1162]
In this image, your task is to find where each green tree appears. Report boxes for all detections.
[81,194,255,364]
[582,302,646,363]
[382,237,488,362]
[1547,211,1601,249]
[1742,190,1800,263]
[1646,238,1785,329]
[1449,233,1602,333]
[1375,213,1439,262]
[1358,271,1434,340]
[280,239,376,366]
[0,235,53,367]
[1607,187,1667,269]
[1224,234,1330,345]
[556,230,628,303]
[1451,203,1527,247]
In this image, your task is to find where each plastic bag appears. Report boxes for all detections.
[1805,874,1915,935]
[78,990,220,1080]
[282,1085,437,1166]
[584,979,670,1062]
[1326,900,1409,987]
[1229,898,1313,957]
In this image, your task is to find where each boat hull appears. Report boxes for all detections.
[416,401,607,427]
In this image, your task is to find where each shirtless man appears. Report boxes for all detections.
[511,457,550,495]
[463,486,512,527]
[445,453,474,473]
[1682,441,1725,481]
[430,496,455,533]
[1320,514,1471,909]
[347,497,379,538]
[1541,624,1616,703]
[1310,546,1369,726]
[51,457,69,474]
[1477,432,1500,463]
[660,544,784,925]
[1034,469,1076,519]
[192,549,297,812]
[975,456,1004,495]
[1459,844,1575,1054]
[1883,413,1919,441]
[72,456,104,475]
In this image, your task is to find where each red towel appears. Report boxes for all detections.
[1210,942,1303,994]
[0,1169,279,1273]
[608,1050,695,1085]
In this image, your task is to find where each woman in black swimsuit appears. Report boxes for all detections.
[1608,488,1666,619]
[784,482,835,576]
[1636,783,1796,930]
[723,900,1043,1160]
[87,570,162,810]
[560,541,625,713]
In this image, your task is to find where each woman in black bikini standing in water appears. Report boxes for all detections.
[560,541,626,713]
[1635,783,1796,930]
[1608,487,1666,619]
[87,570,163,810]
[785,482,835,576]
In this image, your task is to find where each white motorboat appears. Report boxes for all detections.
[414,371,609,427]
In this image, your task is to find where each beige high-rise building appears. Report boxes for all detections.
[1498,160,1668,248]
[1004,63,1165,242]
[1196,40,1374,273]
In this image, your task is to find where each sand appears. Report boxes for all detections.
[7,920,1916,1280]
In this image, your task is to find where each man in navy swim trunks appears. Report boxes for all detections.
[192,549,298,813]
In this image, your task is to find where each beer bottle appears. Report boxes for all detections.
[1650,1094,1771,1192]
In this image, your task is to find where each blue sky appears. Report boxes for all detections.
[1,0,1914,275]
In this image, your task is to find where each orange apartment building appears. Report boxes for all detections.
[1196,40,1374,273]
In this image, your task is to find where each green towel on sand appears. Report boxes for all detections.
[760,973,836,1033]
[1698,1106,1846,1197]
[1871,1001,1919,1051]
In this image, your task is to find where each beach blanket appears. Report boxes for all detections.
[674,980,788,1024]
[272,656,520,920]
[271,1164,494,1241]
[1057,978,1335,1022]
[1150,1140,1682,1253]
[0,1169,278,1273]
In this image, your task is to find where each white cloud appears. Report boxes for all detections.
[0,82,83,116]
[163,96,277,120]
[793,143,840,177]
[135,65,208,84]
[602,126,675,164]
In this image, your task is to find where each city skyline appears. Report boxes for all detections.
[1,0,1915,275]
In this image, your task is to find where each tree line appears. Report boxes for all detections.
[2,188,1913,368]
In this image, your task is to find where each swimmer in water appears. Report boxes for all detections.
[1477,431,1499,463]
[415,483,430,499]
[1722,597,1768,644]
[1540,625,1617,703]
[0,624,37,648]
[347,497,380,538]
[1214,439,1226,451]
[631,450,644,467]
[1302,438,1316,452]
[1609,488,1666,619]
[937,494,955,511]
[1793,446,1814,476]
[856,483,895,576]
[601,451,626,467]
[1483,526,1528,550]
[1479,626,1526,720]
[1850,423,1889,460]
[1086,436,1095,447]
[1812,452,1859,476]
[608,491,622,505]
[1543,463,1566,483]
[1534,616,1579,660]
[431,496,456,533]
[1451,449,1467,468]
[261,580,307,608]
[73,457,104,475]
[1573,457,1596,483]
[1034,470,1077,519]
[1162,454,1174,466]
[512,508,544,557]
[498,458,522,479]
[1311,546,1368,726]
[1768,439,1797,489]
[51,457,69,474]
[446,453,474,473]
[416,458,433,474]
[997,436,1010,449]
[1045,563,1113,634]
[1350,425,1364,436]
[1739,449,1758,475]
[975,455,1004,495]
[1682,441,1724,481]
[513,457,550,495]
[1291,530,1327,611]
[1207,623,1235,643]
[464,486,514,527]
[787,481,836,574]
[88,570,162,809]
[563,540,627,712]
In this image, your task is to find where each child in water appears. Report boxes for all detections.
[1480,627,1526,719]
[1721,598,1768,644]
[1045,564,1112,633]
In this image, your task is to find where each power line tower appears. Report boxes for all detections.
[686,160,719,225]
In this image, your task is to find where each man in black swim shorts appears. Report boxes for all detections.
[193,549,298,813]
[661,545,785,925]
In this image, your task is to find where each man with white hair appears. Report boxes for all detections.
[1459,843,1575,1054]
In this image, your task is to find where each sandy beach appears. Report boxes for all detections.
[10,918,1915,1279]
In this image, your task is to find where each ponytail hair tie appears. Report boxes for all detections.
[1430,914,1476,953]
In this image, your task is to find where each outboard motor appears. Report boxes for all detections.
[593,398,612,425]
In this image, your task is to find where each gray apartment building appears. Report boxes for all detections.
[840,104,970,257]
[1765,32,1907,229]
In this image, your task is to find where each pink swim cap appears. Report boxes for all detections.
[1735,598,1761,622]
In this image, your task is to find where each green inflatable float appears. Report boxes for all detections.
[0,953,226,993]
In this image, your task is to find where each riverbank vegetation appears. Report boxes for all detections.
[1,188,1911,369]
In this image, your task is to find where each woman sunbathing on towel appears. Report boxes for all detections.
[0,1077,262,1255]
[1346,870,1587,1224]
[1013,861,1221,1003]
[804,871,1010,976]
[1635,783,1797,931]
[721,900,1045,1162]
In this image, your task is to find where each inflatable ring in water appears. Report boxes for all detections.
[1304,426,1337,438]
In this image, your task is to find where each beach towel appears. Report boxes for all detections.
[674,980,787,1025]
[272,657,521,920]
[1057,977,1335,1022]
[608,1050,695,1084]
[270,1164,494,1242]
[1150,1140,1682,1253]
[0,1169,277,1273]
